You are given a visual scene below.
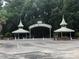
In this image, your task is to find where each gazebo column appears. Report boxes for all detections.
[18,33,19,39]
[14,34,16,40]
[61,32,63,39]
[29,29,31,38]
[50,28,51,38]
[54,32,58,40]
[70,32,72,40]
[26,33,27,39]
[57,33,58,40]
[21,34,23,39]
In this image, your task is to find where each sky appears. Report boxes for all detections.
[1,0,7,7]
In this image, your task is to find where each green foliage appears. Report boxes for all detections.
[0,0,79,35]
[4,32,12,37]
[0,9,8,24]
[75,32,79,38]
[0,0,2,9]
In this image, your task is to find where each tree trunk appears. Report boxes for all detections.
[0,24,2,33]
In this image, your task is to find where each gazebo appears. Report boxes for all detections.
[54,16,75,40]
[12,20,29,39]
[29,21,52,38]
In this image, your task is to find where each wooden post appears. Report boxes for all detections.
[70,32,72,40]
[50,28,51,38]
[26,34,27,39]
[61,32,63,39]
[18,33,19,39]
[14,34,16,40]
[29,29,31,38]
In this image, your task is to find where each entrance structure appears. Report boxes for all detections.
[54,16,75,40]
[29,21,52,38]
[12,20,29,39]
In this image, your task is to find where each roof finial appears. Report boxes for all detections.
[60,15,67,26]
[18,19,24,28]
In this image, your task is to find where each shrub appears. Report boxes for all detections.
[75,32,79,38]
[4,32,12,37]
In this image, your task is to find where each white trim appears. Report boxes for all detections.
[29,23,52,29]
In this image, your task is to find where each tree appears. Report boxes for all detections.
[1,0,79,36]
[0,0,8,34]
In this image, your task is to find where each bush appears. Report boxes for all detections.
[4,32,12,37]
[75,32,79,38]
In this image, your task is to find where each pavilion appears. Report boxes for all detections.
[29,21,52,38]
[54,16,75,40]
[12,20,29,39]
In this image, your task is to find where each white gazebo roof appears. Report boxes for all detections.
[18,20,24,27]
[54,27,74,32]
[12,19,29,34]
[60,16,67,26]
[54,15,75,33]
[29,21,52,29]
[12,28,29,33]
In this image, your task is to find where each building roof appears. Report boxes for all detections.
[54,27,75,32]
[12,28,29,33]
[29,21,52,29]
[12,19,29,34]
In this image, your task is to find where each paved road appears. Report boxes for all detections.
[0,39,79,59]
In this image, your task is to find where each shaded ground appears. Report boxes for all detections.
[0,39,79,59]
